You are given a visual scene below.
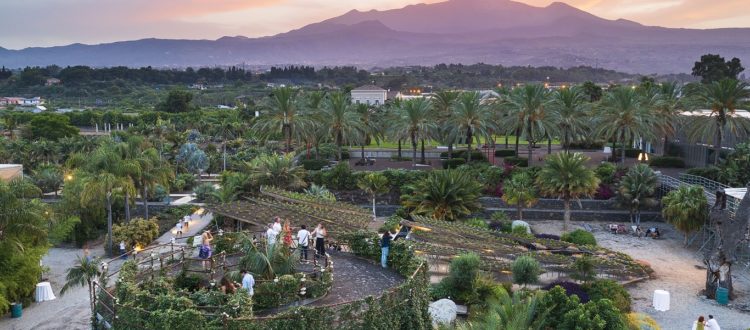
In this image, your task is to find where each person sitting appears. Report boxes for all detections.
[645,227,661,239]
[219,276,237,294]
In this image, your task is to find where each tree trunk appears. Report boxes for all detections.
[527,124,533,166]
[397,139,402,158]
[714,120,724,165]
[611,139,616,163]
[705,185,750,299]
[547,136,552,155]
[143,186,149,220]
[505,134,509,149]
[563,198,571,232]
[411,134,417,167]
[514,128,520,155]
[372,197,377,218]
[448,143,453,159]
[361,145,365,161]
[315,143,320,160]
[124,192,131,223]
[621,136,627,166]
[663,135,669,156]
[107,194,113,256]
[466,127,473,163]
[420,139,426,164]
[336,131,343,162]
[517,204,523,221]
[222,142,227,172]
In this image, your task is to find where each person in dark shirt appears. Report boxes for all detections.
[381,230,392,268]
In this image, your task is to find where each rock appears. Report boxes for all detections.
[530,242,547,250]
[429,299,457,327]
[512,220,532,234]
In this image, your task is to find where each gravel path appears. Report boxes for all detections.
[531,220,750,330]
[309,251,403,306]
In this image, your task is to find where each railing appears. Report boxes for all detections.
[656,172,741,218]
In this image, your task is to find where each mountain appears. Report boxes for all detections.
[1,0,749,74]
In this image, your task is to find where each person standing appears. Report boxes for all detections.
[282,220,293,247]
[176,220,183,237]
[272,217,282,235]
[240,269,255,296]
[381,230,392,268]
[313,223,327,258]
[266,223,278,246]
[183,215,190,230]
[119,240,127,259]
[705,315,720,330]
[200,231,213,269]
[297,225,311,261]
[692,316,705,330]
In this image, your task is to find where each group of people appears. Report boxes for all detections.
[217,269,256,297]
[265,217,328,262]
[692,315,721,330]
[175,215,191,237]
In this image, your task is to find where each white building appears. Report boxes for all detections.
[0,164,23,182]
[351,85,387,106]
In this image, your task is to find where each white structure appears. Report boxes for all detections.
[351,85,387,106]
[0,164,23,182]
[428,299,457,327]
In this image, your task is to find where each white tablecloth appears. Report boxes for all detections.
[653,290,670,311]
[35,282,56,302]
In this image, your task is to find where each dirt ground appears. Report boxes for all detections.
[530,220,750,330]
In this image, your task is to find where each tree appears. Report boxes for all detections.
[33,164,63,196]
[23,114,79,141]
[505,85,552,166]
[433,90,461,158]
[617,164,658,225]
[252,87,308,153]
[447,92,493,163]
[156,90,194,113]
[536,152,600,231]
[581,81,603,102]
[511,256,541,287]
[357,172,389,218]
[214,118,239,171]
[393,98,435,166]
[685,79,750,165]
[652,82,683,156]
[402,169,483,221]
[177,143,208,180]
[321,92,362,161]
[662,185,708,246]
[595,87,656,165]
[692,54,744,84]
[502,172,538,220]
[245,153,307,190]
[354,103,381,161]
[549,87,590,152]
[61,255,102,323]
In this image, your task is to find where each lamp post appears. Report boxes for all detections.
[638,152,649,164]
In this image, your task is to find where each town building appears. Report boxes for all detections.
[351,85,387,106]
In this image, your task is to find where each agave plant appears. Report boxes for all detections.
[304,184,336,202]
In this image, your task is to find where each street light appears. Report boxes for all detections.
[638,152,649,163]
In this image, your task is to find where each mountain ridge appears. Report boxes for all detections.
[0,0,748,74]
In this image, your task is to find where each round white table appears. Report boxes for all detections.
[653,289,670,311]
[35,282,56,302]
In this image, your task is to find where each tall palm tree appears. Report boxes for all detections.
[214,118,239,172]
[662,185,708,246]
[321,92,362,161]
[446,92,493,163]
[393,98,435,166]
[61,255,102,322]
[685,79,750,164]
[505,85,552,165]
[652,82,683,156]
[354,103,381,161]
[548,87,590,152]
[617,164,658,225]
[433,90,460,158]
[595,87,657,165]
[252,87,304,153]
[135,147,173,220]
[536,152,600,231]
[357,172,389,218]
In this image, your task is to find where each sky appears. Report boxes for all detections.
[1,0,749,49]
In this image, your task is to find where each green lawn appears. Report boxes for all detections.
[362,135,560,149]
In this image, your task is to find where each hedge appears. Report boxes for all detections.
[649,156,685,168]
[561,229,597,246]
[440,150,487,161]
[504,156,528,167]
[300,159,329,171]
[494,149,517,157]
[443,158,467,169]
[614,148,641,158]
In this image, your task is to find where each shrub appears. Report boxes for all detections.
[112,217,160,250]
[504,156,528,167]
[173,272,202,291]
[535,233,561,240]
[615,148,641,158]
[193,183,216,202]
[442,158,466,169]
[300,159,329,171]
[685,166,721,182]
[439,253,481,304]
[495,149,517,157]
[512,225,531,237]
[389,155,412,161]
[649,156,685,168]
[172,173,196,191]
[594,163,617,184]
[560,298,626,330]
[626,313,661,330]
[593,183,615,200]
[567,140,605,150]
[401,169,483,221]
[586,279,631,313]
[561,229,597,246]
[541,281,590,303]
[511,256,540,286]
[572,254,597,283]
[320,162,358,190]
[466,217,488,229]
[440,150,486,161]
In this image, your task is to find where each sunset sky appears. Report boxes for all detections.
[1,0,748,49]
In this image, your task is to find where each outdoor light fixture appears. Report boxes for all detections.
[638,152,649,162]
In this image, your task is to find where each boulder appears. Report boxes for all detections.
[429,298,457,327]
[512,220,532,234]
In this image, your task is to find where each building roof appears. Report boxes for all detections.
[681,110,750,119]
[0,164,23,182]
[352,85,386,92]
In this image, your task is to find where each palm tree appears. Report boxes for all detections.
[239,237,296,280]
[595,87,656,165]
[548,87,589,152]
[446,92,493,163]
[61,255,102,322]
[662,185,708,246]
[433,90,460,158]
[0,180,45,253]
[505,85,552,165]
[214,118,239,171]
[245,153,307,190]
[685,79,750,164]
[502,172,538,221]
[652,82,683,156]
[392,98,435,166]
[617,164,658,225]
[357,172,389,218]
[354,103,381,161]
[321,92,362,161]
[33,164,63,196]
[536,152,600,231]
[457,289,546,330]
[252,87,304,152]
[402,170,483,221]
[135,147,173,220]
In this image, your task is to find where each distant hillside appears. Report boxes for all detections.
[1,0,749,74]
